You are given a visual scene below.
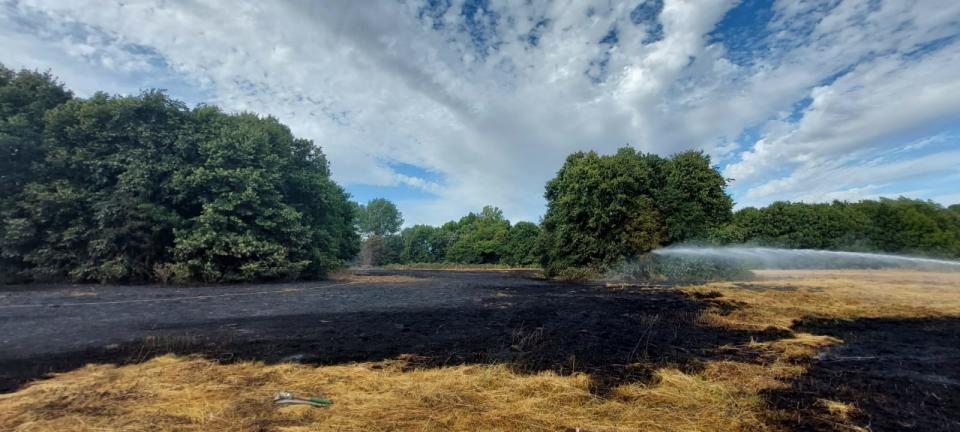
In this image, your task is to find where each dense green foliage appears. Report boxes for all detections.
[504,221,541,266]
[538,147,732,275]
[711,198,960,257]
[0,65,358,283]
[354,198,404,266]
[355,198,403,236]
[0,67,74,281]
[360,203,541,267]
[444,206,512,264]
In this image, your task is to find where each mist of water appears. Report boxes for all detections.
[652,246,960,270]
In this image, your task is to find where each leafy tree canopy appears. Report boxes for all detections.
[712,198,960,258]
[364,205,540,267]
[538,147,732,275]
[0,64,358,283]
[356,198,403,236]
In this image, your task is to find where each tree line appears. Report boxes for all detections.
[710,198,960,258]
[3,64,958,283]
[354,201,540,267]
[351,147,735,275]
[1,65,357,283]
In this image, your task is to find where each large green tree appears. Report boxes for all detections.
[3,91,188,282]
[170,111,346,282]
[356,198,403,236]
[445,206,511,264]
[355,198,403,266]
[0,66,72,205]
[504,221,541,266]
[0,67,358,283]
[657,150,734,242]
[0,65,73,281]
[539,147,732,275]
[398,224,444,263]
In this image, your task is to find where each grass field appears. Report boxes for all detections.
[2,270,958,431]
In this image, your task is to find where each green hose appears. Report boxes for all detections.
[273,391,333,407]
[307,397,333,406]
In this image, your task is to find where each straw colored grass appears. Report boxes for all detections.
[686,269,960,332]
[1,356,767,432]
[2,269,958,431]
[327,270,424,284]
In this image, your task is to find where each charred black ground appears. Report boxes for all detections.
[1,269,958,431]
[0,270,776,394]
[767,316,960,432]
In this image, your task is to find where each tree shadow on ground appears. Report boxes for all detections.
[765,316,960,432]
[0,276,788,394]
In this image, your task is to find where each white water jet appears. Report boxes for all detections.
[652,246,960,270]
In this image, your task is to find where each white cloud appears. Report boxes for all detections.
[740,150,960,205]
[2,0,960,224]
[727,47,960,182]
[724,1,960,200]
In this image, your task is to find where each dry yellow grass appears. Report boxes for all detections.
[2,269,958,431]
[0,356,767,432]
[686,269,960,332]
[327,270,424,284]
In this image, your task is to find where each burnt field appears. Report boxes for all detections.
[1,269,959,431]
[768,315,960,431]
[0,270,770,392]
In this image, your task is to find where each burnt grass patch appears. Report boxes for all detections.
[766,316,960,432]
[6,270,958,431]
[1,271,780,394]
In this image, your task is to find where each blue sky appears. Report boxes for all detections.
[3,0,959,225]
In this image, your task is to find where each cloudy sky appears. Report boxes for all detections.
[3,0,959,225]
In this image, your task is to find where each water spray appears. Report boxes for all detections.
[652,246,960,270]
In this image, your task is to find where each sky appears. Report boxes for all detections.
[2,0,959,226]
